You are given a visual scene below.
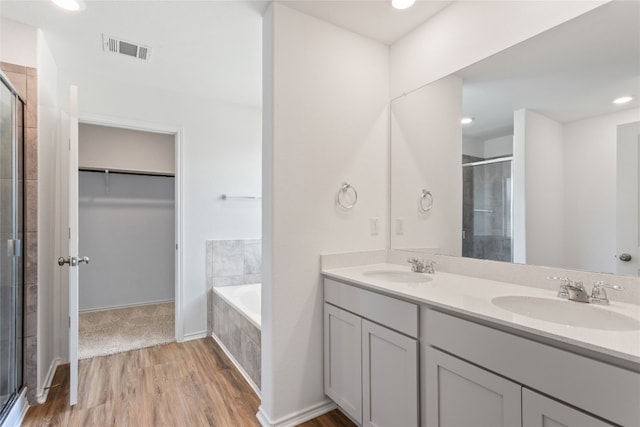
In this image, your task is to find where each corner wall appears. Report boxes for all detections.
[261,3,389,424]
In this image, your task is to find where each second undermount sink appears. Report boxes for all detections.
[363,270,433,284]
[492,296,640,331]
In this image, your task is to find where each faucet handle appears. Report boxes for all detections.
[547,276,571,299]
[424,260,437,274]
[590,281,623,305]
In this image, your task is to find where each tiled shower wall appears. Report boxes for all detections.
[1,62,38,403]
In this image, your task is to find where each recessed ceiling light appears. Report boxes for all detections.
[613,96,633,104]
[392,0,416,10]
[51,0,80,11]
[461,117,474,125]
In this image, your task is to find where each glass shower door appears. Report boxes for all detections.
[0,77,24,419]
[462,158,513,262]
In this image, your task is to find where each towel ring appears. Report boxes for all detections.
[419,189,433,213]
[336,182,358,210]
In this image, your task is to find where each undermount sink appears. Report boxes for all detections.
[363,270,433,284]
[492,296,640,331]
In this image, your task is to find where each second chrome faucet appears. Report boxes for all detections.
[547,277,623,305]
[407,257,435,274]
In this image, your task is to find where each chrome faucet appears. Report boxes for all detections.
[565,281,590,303]
[547,277,623,304]
[407,257,435,274]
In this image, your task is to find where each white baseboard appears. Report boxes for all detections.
[1,387,28,427]
[182,330,207,341]
[35,357,62,404]
[257,400,337,427]
[79,299,175,314]
[210,334,261,397]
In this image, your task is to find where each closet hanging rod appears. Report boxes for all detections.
[78,168,175,178]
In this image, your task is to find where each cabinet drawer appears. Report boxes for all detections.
[324,278,418,338]
[425,309,640,427]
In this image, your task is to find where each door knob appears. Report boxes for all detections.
[58,256,90,267]
[618,253,632,262]
[58,256,77,266]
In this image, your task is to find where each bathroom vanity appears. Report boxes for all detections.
[322,263,640,427]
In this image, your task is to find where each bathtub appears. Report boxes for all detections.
[213,283,261,329]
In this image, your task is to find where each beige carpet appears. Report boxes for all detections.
[79,302,175,359]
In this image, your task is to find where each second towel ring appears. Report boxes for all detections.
[337,182,358,210]
[419,189,433,213]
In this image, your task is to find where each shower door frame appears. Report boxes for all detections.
[462,156,514,262]
[0,71,26,423]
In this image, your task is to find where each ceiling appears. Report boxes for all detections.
[0,0,451,107]
[456,1,640,141]
[281,0,451,45]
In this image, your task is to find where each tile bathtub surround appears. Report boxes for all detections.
[2,62,38,403]
[206,239,261,288]
[211,290,261,389]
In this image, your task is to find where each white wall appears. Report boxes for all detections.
[1,18,62,401]
[79,123,175,174]
[78,172,175,311]
[514,109,565,267]
[54,52,262,341]
[262,3,389,424]
[484,135,513,159]
[390,75,462,254]
[390,1,606,99]
[0,18,37,68]
[563,108,639,273]
[35,28,61,402]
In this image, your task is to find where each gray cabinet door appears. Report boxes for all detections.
[324,303,362,423]
[425,346,521,427]
[362,319,419,427]
[522,389,616,427]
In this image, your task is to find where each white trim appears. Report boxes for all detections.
[77,113,185,344]
[35,357,62,404]
[210,334,261,397]
[78,299,175,313]
[256,400,337,427]
[0,388,28,427]
[183,331,207,341]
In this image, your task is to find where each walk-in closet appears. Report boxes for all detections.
[77,123,176,359]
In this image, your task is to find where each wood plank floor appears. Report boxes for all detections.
[22,338,355,427]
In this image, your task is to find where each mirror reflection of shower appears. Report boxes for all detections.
[462,155,514,262]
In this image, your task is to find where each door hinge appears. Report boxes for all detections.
[69,228,71,239]
[68,316,71,328]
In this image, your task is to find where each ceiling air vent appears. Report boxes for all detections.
[102,34,152,61]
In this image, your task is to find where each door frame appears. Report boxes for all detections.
[77,113,185,342]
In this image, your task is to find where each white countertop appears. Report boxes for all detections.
[322,263,640,366]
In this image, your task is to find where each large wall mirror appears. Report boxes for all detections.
[390,1,640,276]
